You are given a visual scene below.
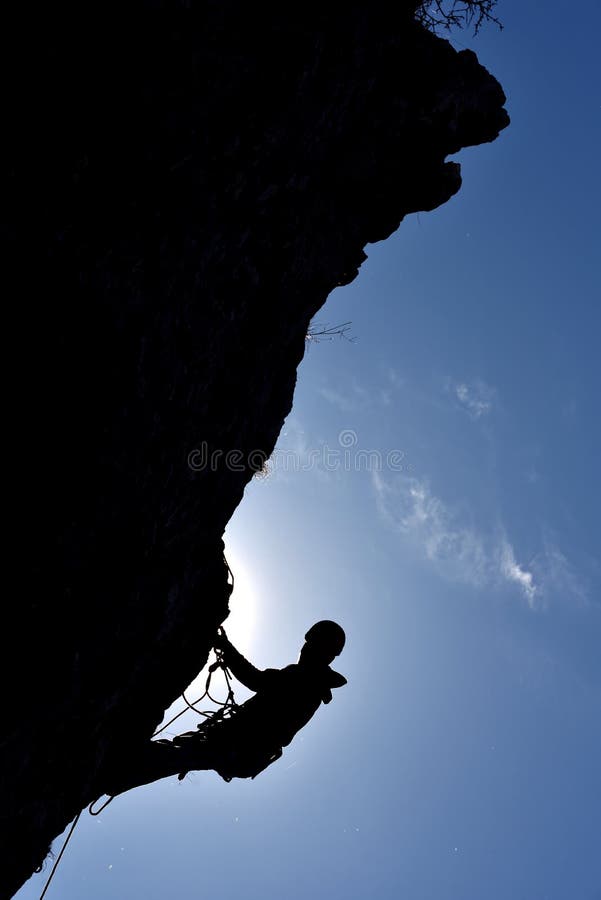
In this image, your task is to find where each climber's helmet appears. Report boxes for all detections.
[302,620,346,664]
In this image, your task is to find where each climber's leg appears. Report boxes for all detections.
[104,739,213,797]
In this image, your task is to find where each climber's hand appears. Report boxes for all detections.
[213,629,230,652]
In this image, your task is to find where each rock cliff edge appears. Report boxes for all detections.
[1,3,508,895]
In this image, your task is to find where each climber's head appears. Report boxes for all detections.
[300,620,346,665]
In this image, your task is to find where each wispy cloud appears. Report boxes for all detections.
[319,385,366,413]
[372,471,492,590]
[386,367,405,390]
[532,539,589,607]
[499,540,537,607]
[320,368,406,413]
[445,378,495,419]
[372,472,542,606]
[379,367,406,406]
[318,379,371,413]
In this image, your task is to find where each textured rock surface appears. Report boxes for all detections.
[1,3,508,896]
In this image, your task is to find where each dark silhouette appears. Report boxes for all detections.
[2,3,509,889]
[104,621,347,796]
[415,0,501,34]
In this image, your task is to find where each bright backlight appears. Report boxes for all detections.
[221,550,257,656]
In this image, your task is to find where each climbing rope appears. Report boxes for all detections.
[152,629,239,737]
[38,552,237,898]
[88,795,115,816]
[38,811,81,900]
[38,643,236,899]
[152,552,238,738]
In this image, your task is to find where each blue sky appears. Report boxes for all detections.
[21,2,600,898]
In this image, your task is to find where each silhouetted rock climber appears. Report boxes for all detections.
[104,620,347,796]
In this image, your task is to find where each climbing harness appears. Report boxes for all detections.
[37,552,238,899]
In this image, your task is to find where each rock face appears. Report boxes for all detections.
[1,3,508,896]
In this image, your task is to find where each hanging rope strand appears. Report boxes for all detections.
[88,796,115,816]
[37,554,238,897]
[153,552,237,737]
[152,644,238,738]
[38,811,81,900]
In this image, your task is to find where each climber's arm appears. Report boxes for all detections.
[214,632,267,692]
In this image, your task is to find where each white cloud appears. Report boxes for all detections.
[446,378,494,419]
[372,472,540,605]
[372,472,492,589]
[499,540,537,607]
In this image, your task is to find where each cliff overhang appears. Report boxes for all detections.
[1,3,508,895]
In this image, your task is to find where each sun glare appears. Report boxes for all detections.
[221,550,257,656]
[154,548,259,734]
